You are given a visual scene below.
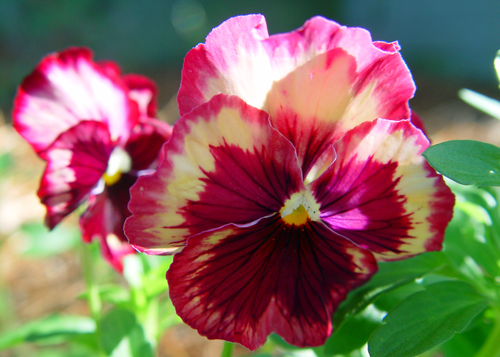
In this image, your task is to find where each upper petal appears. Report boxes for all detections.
[178,15,415,174]
[123,74,159,119]
[311,119,455,261]
[177,14,272,115]
[167,216,377,350]
[125,94,304,254]
[13,47,137,156]
[38,120,114,229]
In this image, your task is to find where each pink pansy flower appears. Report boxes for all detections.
[125,16,455,350]
[13,47,172,272]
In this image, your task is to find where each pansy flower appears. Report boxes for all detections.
[13,47,172,272]
[125,16,455,350]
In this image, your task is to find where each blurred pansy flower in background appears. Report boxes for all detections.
[13,48,172,272]
[125,15,455,350]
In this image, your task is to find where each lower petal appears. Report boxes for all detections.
[80,176,136,272]
[167,216,377,350]
[38,121,113,229]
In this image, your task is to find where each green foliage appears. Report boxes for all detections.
[368,281,489,357]
[324,306,382,355]
[423,140,500,186]
[332,251,447,330]
[19,222,81,256]
[100,308,153,357]
[0,315,96,350]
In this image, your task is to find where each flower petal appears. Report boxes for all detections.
[267,45,414,174]
[178,15,414,175]
[38,121,114,229]
[311,119,455,260]
[167,216,377,350]
[123,74,159,119]
[13,47,136,156]
[178,15,272,115]
[80,174,136,272]
[126,119,172,172]
[125,94,304,254]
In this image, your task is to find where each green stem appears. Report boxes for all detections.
[221,341,234,357]
[81,242,104,355]
[475,306,500,357]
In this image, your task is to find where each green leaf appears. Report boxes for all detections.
[439,312,489,357]
[458,89,500,120]
[79,284,131,306]
[333,251,446,328]
[423,140,500,187]
[0,315,95,350]
[324,305,383,355]
[100,308,153,357]
[368,281,489,357]
[269,334,302,350]
[444,204,500,279]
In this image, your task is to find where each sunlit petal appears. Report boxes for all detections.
[178,15,414,174]
[178,15,273,115]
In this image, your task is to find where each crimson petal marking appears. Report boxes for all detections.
[13,47,135,156]
[80,174,136,272]
[38,121,114,229]
[167,216,377,350]
[125,94,304,254]
[311,119,454,260]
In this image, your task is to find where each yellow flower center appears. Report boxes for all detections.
[103,147,132,186]
[280,190,321,226]
[282,205,310,225]
[103,171,122,186]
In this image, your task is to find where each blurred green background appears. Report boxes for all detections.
[1,0,499,118]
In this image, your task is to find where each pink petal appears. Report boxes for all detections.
[38,121,114,229]
[178,15,414,175]
[311,119,454,261]
[178,15,271,115]
[123,74,159,119]
[125,94,304,254]
[13,47,137,156]
[80,174,136,272]
[167,216,377,350]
